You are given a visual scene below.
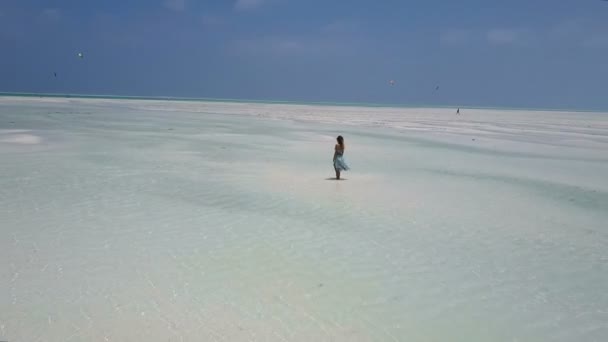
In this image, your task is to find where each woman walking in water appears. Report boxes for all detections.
[333,135,350,180]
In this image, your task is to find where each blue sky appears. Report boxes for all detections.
[1,0,608,109]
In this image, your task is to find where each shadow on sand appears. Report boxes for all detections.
[325,178,348,181]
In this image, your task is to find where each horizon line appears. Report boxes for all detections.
[0,91,606,114]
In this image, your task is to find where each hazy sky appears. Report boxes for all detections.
[1,0,608,109]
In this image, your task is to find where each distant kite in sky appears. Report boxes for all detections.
[54,72,57,77]
[77,52,84,59]
[435,85,440,91]
[389,80,396,86]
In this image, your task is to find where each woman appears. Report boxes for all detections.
[333,135,350,180]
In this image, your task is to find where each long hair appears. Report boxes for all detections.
[337,135,344,148]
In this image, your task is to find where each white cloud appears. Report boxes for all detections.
[231,36,304,55]
[164,0,186,11]
[440,29,472,46]
[201,14,224,28]
[229,34,354,58]
[550,19,586,41]
[441,21,607,49]
[551,19,608,49]
[235,0,265,11]
[41,8,61,21]
[583,33,608,48]
[321,20,358,35]
[487,28,538,46]
[440,27,537,47]
[486,29,522,45]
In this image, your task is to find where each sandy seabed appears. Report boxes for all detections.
[1,97,607,341]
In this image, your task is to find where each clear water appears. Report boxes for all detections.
[1,97,607,341]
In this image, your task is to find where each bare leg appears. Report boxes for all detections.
[335,169,341,180]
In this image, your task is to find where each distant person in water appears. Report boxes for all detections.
[333,135,350,180]
[457,108,460,115]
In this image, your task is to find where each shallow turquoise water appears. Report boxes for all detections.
[3,91,607,113]
[1,97,607,341]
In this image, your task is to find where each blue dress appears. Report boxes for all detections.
[334,150,350,171]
